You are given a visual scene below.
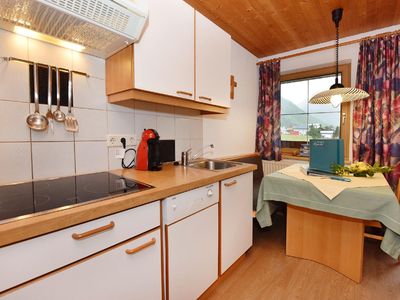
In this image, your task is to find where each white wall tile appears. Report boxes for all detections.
[0,101,30,141]
[108,148,136,170]
[75,141,108,174]
[74,108,107,141]
[74,76,107,110]
[30,104,73,142]
[190,139,204,154]
[108,148,123,170]
[190,119,203,139]
[0,63,30,102]
[0,29,28,58]
[0,29,209,183]
[32,142,75,179]
[175,118,191,139]
[72,52,105,79]
[108,111,134,135]
[28,39,72,69]
[156,116,175,139]
[175,139,190,161]
[135,114,157,139]
[0,143,32,184]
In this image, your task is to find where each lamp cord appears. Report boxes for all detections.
[335,22,339,85]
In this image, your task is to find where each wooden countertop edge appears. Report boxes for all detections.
[0,164,256,248]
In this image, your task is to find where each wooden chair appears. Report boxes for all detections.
[364,179,400,240]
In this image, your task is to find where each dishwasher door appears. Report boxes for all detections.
[165,204,218,300]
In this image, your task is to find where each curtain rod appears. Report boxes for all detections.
[257,29,400,66]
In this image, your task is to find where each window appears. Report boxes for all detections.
[280,64,351,160]
[281,74,341,142]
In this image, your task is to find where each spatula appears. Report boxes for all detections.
[64,71,79,132]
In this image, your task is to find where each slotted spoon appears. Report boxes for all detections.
[64,71,79,132]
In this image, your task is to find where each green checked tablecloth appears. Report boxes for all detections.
[256,172,400,260]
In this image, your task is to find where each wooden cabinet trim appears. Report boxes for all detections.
[108,88,228,114]
[106,45,134,95]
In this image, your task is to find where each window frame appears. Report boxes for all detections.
[280,64,351,161]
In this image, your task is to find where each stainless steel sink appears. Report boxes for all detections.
[188,159,242,171]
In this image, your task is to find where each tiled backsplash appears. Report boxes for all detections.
[0,29,203,184]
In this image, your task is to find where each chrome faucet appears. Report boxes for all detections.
[181,144,214,166]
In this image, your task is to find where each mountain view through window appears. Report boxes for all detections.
[281,74,341,142]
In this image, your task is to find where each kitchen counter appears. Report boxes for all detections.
[0,163,256,247]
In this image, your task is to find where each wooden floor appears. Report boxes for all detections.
[201,213,400,300]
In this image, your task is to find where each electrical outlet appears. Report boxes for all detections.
[107,135,136,147]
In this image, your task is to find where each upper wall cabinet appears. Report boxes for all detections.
[195,12,231,108]
[134,0,195,100]
[106,0,231,114]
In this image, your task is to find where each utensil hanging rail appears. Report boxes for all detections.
[0,56,90,78]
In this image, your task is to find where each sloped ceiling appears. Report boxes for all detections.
[185,0,400,57]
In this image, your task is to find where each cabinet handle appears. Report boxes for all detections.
[199,96,212,101]
[224,180,237,187]
[72,221,115,240]
[176,91,193,97]
[125,238,156,255]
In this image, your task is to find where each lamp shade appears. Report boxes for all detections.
[308,8,369,106]
[309,87,369,104]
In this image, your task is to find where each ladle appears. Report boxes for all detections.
[26,63,49,131]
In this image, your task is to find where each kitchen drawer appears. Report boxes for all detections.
[2,229,162,300]
[0,201,160,292]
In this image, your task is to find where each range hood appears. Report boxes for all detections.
[0,0,148,58]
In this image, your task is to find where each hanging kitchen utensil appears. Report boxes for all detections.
[53,67,66,122]
[26,63,49,131]
[45,65,54,132]
[64,71,79,132]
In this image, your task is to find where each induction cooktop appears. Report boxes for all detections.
[0,172,153,224]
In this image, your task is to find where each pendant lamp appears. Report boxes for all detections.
[309,8,369,107]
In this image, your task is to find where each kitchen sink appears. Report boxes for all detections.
[188,159,242,171]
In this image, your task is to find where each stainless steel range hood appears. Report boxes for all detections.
[0,0,148,58]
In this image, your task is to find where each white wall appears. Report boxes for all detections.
[202,40,258,158]
[0,29,202,184]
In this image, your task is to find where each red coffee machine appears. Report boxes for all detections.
[135,129,162,171]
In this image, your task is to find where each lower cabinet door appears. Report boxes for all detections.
[166,204,218,300]
[221,172,253,274]
[3,229,162,300]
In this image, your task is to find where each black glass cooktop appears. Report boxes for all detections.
[0,172,153,223]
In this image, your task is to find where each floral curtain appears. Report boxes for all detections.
[353,34,400,191]
[256,61,281,161]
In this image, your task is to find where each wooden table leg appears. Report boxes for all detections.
[286,205,365,283]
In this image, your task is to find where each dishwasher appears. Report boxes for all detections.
[162,183,219,300]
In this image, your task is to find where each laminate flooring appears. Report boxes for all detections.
[200,214,400,300]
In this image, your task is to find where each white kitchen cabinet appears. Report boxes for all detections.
[3,229,162,300]
[220,172,253,274]
[0,201,160,292]
[195,11,231,107]
[134,0,195,100]
[166,204,218,300]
